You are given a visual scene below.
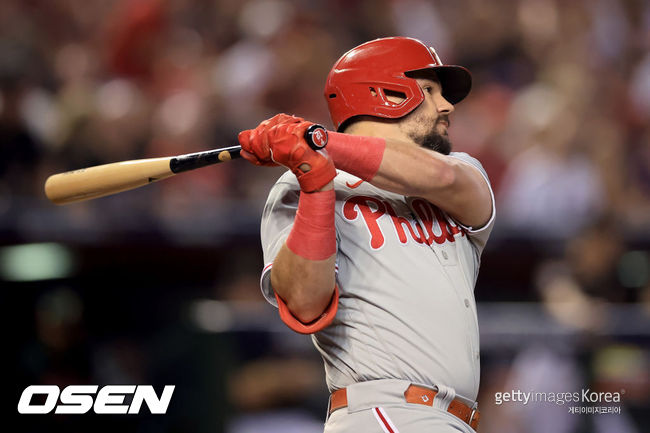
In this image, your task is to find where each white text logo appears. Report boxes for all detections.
[17,385,175,414]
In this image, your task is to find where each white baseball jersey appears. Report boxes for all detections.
[259,152,495,401]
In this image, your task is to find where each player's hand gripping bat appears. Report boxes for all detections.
[44,125,328,205]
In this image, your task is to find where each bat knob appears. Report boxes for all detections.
[304,124,328,150]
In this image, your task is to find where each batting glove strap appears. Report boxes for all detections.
[291,152,337,192]
[269,123,337,192]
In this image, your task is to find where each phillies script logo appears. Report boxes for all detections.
[343,195,465,249]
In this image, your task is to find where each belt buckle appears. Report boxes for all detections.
[468,401,478,428]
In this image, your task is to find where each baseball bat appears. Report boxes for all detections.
[44,124,329,205]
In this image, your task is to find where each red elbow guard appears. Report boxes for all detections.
[275,285,339,334]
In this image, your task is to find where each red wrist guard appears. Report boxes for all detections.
[326,132,386,181]
[286,189,336,260]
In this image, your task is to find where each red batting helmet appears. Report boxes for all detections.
[324,37,472,131]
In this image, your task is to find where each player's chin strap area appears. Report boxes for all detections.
[329,384,480,431]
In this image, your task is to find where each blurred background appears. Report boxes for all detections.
[3,0,650,432]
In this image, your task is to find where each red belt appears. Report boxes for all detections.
[329,384,480,431]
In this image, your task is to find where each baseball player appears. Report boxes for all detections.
[238,37,495,432]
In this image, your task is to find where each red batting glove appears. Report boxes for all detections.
[238,113,303,166]
[268,121,336,192]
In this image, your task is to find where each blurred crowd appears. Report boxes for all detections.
[1,0,649,236]
[3,0,650,432]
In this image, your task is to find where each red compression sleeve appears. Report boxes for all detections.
[326,132,386,181]
[285,189,336,260]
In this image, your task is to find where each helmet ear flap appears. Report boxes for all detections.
[329,78,424,131]
[375,79,424,111]
[369,86,407,107]
[379,88,411,107]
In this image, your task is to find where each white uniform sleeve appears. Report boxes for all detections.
[259,172,301,307]
[448,151,496,255]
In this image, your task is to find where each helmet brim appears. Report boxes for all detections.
[407,65,472,105]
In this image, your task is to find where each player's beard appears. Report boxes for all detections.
[401,114,452,155]
[413,128,452,155]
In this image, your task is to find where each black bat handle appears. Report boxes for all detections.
[169,146,242,174]
[169,124,329,174]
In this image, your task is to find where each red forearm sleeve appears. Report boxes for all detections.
[326,132,386,181]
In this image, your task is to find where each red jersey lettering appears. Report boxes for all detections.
[343,196,465,249]
[383,201,424,244]
[343,196,387,249]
